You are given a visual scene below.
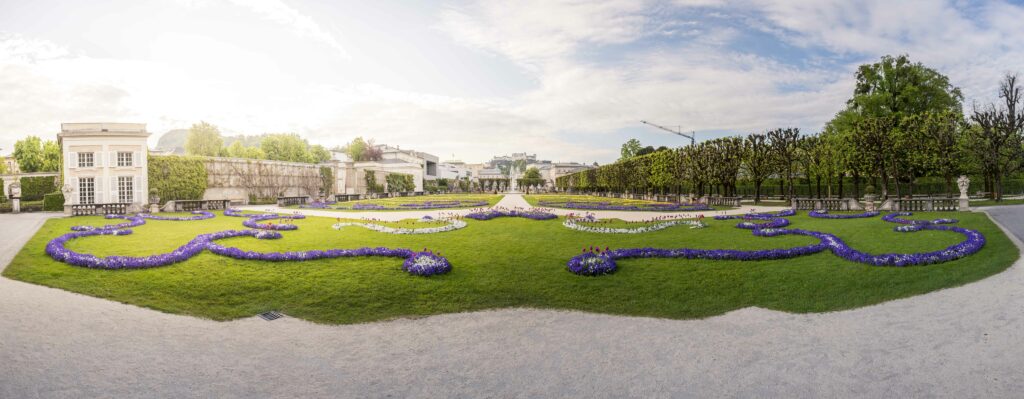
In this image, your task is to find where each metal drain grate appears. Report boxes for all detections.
[258,311,284,321]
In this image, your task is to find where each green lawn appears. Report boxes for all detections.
[3,210,1017,324]
[971,199,1024,207]
[291,194,503,211]
[524,194,730,211]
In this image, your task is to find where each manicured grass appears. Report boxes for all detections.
[3,210,1017,324]
[972,199,1024,207]
[524,194,729,211]
[333,217,451,228]
[292,194,503,211]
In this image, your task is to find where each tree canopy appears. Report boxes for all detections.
[184,122,223,157]
[13,136,60,173]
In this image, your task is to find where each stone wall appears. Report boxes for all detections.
[201,157,330,203]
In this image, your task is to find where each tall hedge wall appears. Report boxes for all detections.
[148,155,208,203]
[385,173,415,192]
[19,176,57,201]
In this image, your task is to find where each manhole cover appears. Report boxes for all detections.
[258,311,284,321]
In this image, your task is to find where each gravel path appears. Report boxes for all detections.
[244,193,785,221]
[2,208,1023,398]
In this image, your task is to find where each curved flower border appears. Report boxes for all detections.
[332,219,468,234]
[568,211,985,275]
[808,210,880,219]
[465,208,557,221]
[538,200,711,212]
[45,208,453,276]
[563,216,706,234]
[345,200,489,211]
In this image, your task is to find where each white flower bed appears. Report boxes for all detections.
[563,218,706,234]
[332,219,468,234]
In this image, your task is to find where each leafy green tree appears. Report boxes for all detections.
[261,133,312,163]
[849,54,963,119]
[342,137,368,161]
[225,140,265,159]
[523,167,541,179]
[13,136,44,172]
[41,140,61,171]
[636,145,656,156]
[310,145,331,163]
[620,138,642,160]
[185,122,223,156]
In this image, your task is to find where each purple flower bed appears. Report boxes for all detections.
[538,200,712,212]
[401,250,452,276]
[464,208,557,220]
[140,211,216,221]
[568,210,986,275]
[352,203,386,210]
[808,210,880,219]
[343,200,488,210]
[45,208,453,276]
[882,212,958,226]
[299,200,336,209]
[567,249,617,275]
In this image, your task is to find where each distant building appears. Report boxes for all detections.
[59,123,150,212]
[2,155,19,174]
[327,144,439,194]
[437,159,472,180]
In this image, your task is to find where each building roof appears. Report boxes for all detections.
[58,123,150,140]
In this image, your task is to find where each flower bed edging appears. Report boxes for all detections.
[45,209,453,276]
[567,210,986,275]
[332,219,468,234]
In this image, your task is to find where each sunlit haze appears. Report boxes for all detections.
[2,0,1023,163]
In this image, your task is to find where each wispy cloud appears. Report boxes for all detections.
[178,0,350,59]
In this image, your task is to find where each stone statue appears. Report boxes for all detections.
[957,175,970,199]
[9,181,21,198]
[62,183,74,205]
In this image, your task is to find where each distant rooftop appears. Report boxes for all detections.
[59,123,150,143]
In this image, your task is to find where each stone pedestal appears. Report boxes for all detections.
[959,197,970,211]
[11,197,20,214]
[150,203,160,214]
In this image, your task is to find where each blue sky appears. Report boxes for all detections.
[1,0,1022,164]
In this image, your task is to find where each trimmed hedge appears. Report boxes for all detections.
[148,155,208,204]
[0,179,5,203]
[43,192,64,211]
[19,176,57,201]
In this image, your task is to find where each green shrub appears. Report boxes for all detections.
[364,170,383,193]
[19,176,57,201]
[43,192,64,211]
[0,179,5,203]
[385,173,415,193]
[148,155,208,204]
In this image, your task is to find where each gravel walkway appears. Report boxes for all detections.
[2,208,1023,398]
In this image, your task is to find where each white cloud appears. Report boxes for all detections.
[438,0,648,66]
[178,0,350,59]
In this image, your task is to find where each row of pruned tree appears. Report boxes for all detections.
[557,55,1024,202]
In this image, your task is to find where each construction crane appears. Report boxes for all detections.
[640,120,695,146]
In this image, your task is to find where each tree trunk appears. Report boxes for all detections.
[816,176,822,199]
[754,180,762,204]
